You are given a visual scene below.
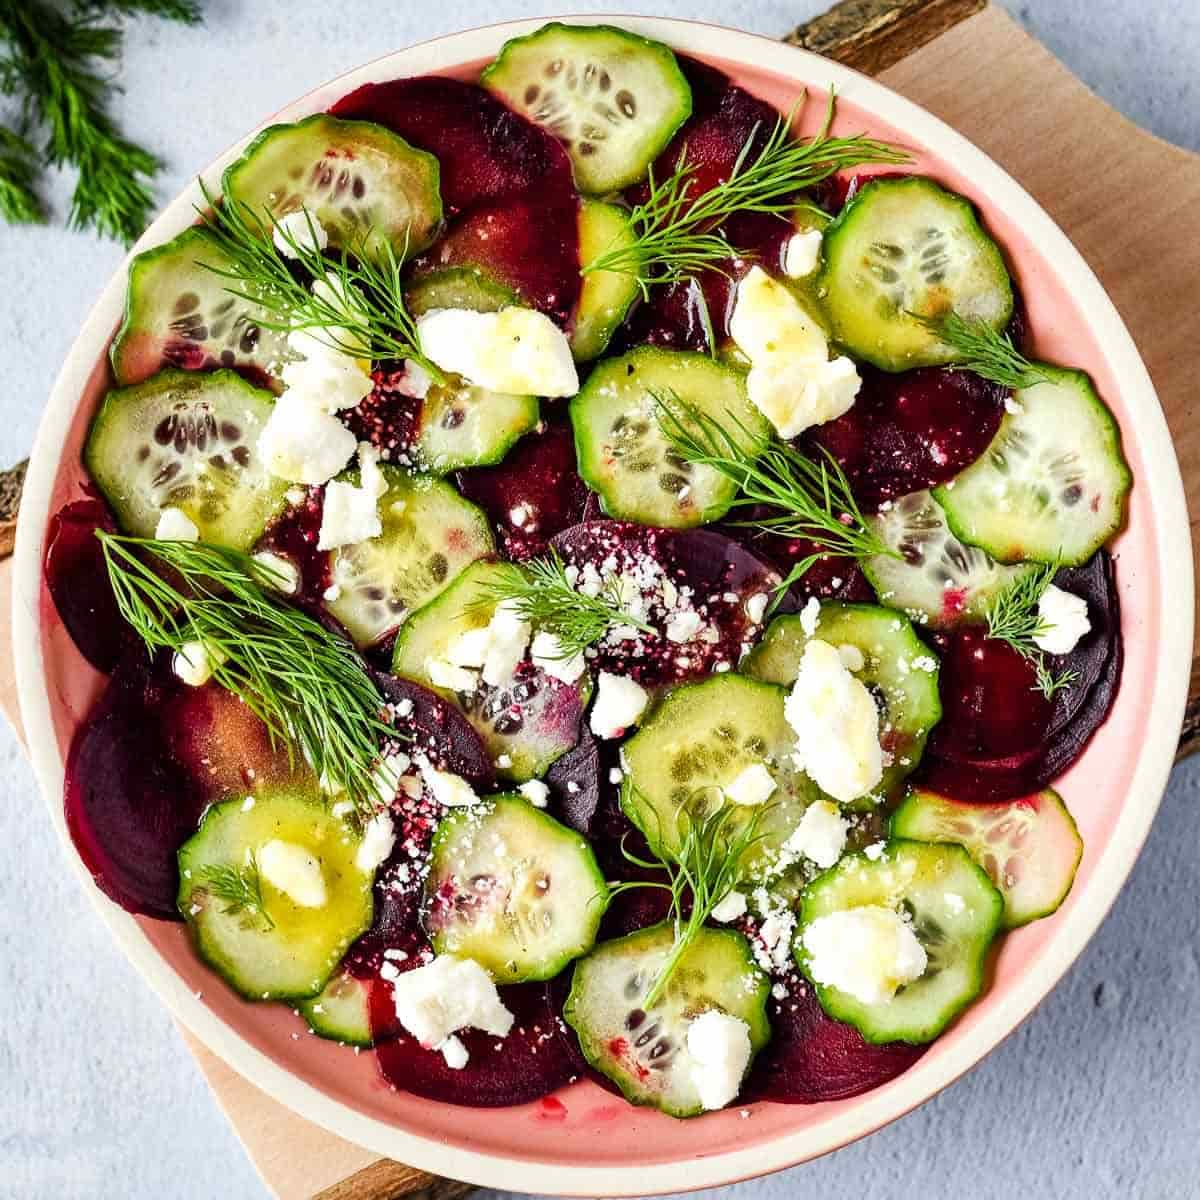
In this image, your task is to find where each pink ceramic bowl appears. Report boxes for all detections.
[12,15,1194,1196]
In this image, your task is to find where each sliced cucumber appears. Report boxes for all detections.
[620,674,820,882]
[392,561,591,782]
[298,969,373,1046]
[742,602,942,801]
[177,786,374,1001]
[110,228,290,387]
[864,489,1035,626]
[794,839,1003,1045]
[405,267,517,319]
[481,22,692,194]
[324,465,494,647]
[570,347,769,528]
[564,922,770,1117]
[222,114,442,265]
[571,199,640,362]
[424,794,606,983]
[412,376,539,475]
[891,787,1083,928]
[84,368,289,549]
[820,176,1013,372]
[933,366,1132,565]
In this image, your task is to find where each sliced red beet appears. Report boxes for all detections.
[373,978,577,1107]
[252,489,329,607]
[916,552,1121,801]
[743,984,924,1104]
[716,522,875,605]
[457,415,592,560]
[44,497,126,673]
[342,365,424,464]
[545,726,602,834]
[804,366,1006,511]
[64,654,206,919]
[549,520,783,688]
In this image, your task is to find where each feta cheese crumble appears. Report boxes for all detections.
[440,1034,470,1070]
[782,800,849,869]
[723,763,777,807]
[1033,585,1091,655]
[590,672,649,739]
[518,780,550,809]
[258,391,358,485]
[783,228,823,278]
[354,811,396,873]
[425,657,478,693]
[272,209,329,258]
[801,905,928,1005]
[710,890,748,923]
[530,630,586,684]
[252,550,301,596]
[389,954,514,1049]
[172,639,224,687]
[317,444,388,550]
[155,506,199,542]
[687,1010,752,1111]
[258,840,328,908]
[418,762,481,808]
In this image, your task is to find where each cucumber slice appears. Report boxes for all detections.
[222,114,442,266]
[412,375,540,476]
[620,674,820,882]
[571,200,640,362]
[424,793,606,982]
[84,368,289,549]
[405,267,517,318]
[933,366,1132,565]
[564,922,770,1117]
[110,228,290,387]
[890,787,1083,928]
[820,176,1013,372]
[794,839,1003,1044]
[298,969,372,1046]
[570,347,769,528]
[864,489,1035,626]
[392,561,591,782]
[481,23,692,194]
[324,465,494,648]
[177,786,374,1001]
[742,602,942,801]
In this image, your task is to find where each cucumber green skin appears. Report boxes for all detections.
[571,200,640,362]
[819,176,1013,372]
[890,787,1083,929]
[222,114,442,265]
[424,794,607,983]
[297,971,373,1047]
[794,839,1004,1045]
[741,602,943,804]
[933,364,1132,566]
[564,922,771,1118]
[405,267,518,318]
[481,23,692,194]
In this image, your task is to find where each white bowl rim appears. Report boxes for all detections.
[12,13,1193,1196]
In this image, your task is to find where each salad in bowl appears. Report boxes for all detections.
[17,14,1186,1192]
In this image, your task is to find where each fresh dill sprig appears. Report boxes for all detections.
[474,552,654,660]
[0,124,41,223]
[611,794,770,1007]
[194,185,440,377]
[97,532,396,817]
[654,390,895,599]
[919,311,1050,390]
[583,93,908,299]
[199,853,274,931]
[75,1,202,20]
[984,560,1079,699]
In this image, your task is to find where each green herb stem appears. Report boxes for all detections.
[984,559,1078,699]
[919,311,1050,390]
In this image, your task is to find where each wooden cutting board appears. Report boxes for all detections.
[3,1,1198,1195]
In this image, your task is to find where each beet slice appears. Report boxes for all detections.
[253,488,328,607]
[743,984,925,1104]
[549,520,783,688]
[44,497,126,673]
[64,655,206,919]
[804,366,1006,511]
[373,978,577,1107]
[545,726,602,835]
[457,415,592,560]
[342,365,423,465]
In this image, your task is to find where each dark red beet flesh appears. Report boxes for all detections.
[252,489,329,608]
[342,365,424,465]
[457,416,592,560]
[743,984,925,1103]
[804,366,1007,511]
[44,498,126,673]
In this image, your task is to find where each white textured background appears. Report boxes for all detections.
[1,3,1198,1198]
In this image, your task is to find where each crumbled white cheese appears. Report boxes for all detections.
[397,359,434,401]
[589,672,649,739]
[440,1034,470,1070]
[782,800,848,869]
[252,551,301,596]
[389,954,513,1048]
[258,391,358,485]
[665,609,703,644]
[1033,585,1091,655]
[837,643,866,673]
[354,811,396,873]
[272,209,329,258]
[530,630,586,684]
[745,592,769,625]
[517,780,550,809]
[711,890,748,924]
[687,1010,752,1111]
[419,761,480,808]
[723,763,777,807]
[784,639,883,803]
[801,905,927,1005]
[258,839,327,908]
[446,627,492,669]
[799,595,821,637]
[155,506,199,542]
[783,228,823,278]
[425,657,479,694]
[317,444,388,550]
[417,307,578,397]
[481,600,532,688]
[370,752,410,806]
[172,639,224,687]
[864,841,887,861]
